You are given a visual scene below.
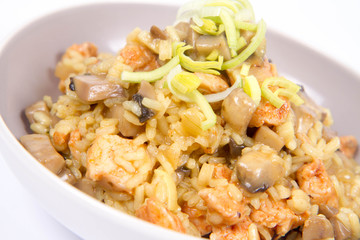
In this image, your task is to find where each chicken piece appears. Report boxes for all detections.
[296,159,339,208]
[119,43,159,71]
[339,135,358,159]
[249,98,290,128]
[68,129,90,162]
[20,134,65,174]
[199,184,245,226]
[63,42,98,59]
[212,164,232,182]
[86,134,153,193]
[210,216,253,240]
[52,130,70,152]
[136,198,185,233]
[182,203,212,236]
[195,72,229,95]
[55,42,98,92]
[248,58,274,84]
[250,198,300,237]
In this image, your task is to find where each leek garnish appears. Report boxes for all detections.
[234,0,255,20]
[192,15,204,27]
[222,19,266,70]
[174,42,223,75]
[240,62,251,76]
[121,56,180,83]
[204,0,241,14]
[191,90,217,130]
[220,9,239,55]
[261,77,304,108]
[235,21,257,31]
[172,72,201,94]
[243,75,261,105]
[234,8,254,22]
[206,49,220,61]
[166,66,217,130]
[237,37,247,50]
[191,18,225,36]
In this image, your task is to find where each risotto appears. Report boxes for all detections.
[20,0,360,239]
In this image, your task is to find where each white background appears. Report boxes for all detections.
[0,0,359,239]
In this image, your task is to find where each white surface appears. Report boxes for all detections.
[0,0,359,239]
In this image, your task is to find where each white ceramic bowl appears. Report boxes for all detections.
[0,2,359,240]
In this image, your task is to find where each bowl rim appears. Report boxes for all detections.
[0,1,360,239]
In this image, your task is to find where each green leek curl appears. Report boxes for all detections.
[166,66,217,130]
[221,19,266,70]
[261,77,304,108]
[174,42,223,75]
[121,56,180,83]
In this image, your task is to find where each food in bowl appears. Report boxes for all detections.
[19,0,360,239]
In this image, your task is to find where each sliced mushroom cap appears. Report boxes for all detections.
[20,134,65,174]
[319,204,339,219]
[174,22,190,42]
[137,81,157,100]
[221,88,257,136]
[195,34,231,61]
[292,90,329,134]
[330,216,352,240]
[58,167,77,185]
[229,138,245,158]
[254,125,285,152]
[185,20,200,48]
[74,178,96,197]
[25,100,49,124]
[235,149,284,193]
[150,25,168,40]
[302,215,334,240]
[71,74,127,102]
[105,104,144,137]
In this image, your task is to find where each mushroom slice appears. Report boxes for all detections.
[137,81,157,100]
[105,104,144,138]
[221,88,257,136]
[235,148,284,193]
[20,134,65,174]
[330,216,352,240]
[195,34,231,61]
[302,215,334,240]
[150,25,168,40]
[70,74,126,102]
[25,100,49,124]
[254,125,285,152]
